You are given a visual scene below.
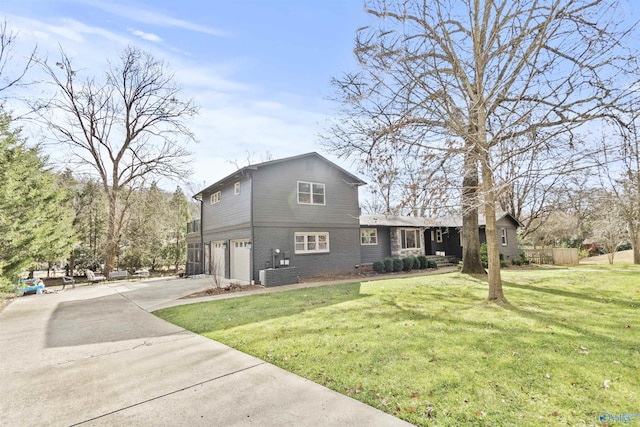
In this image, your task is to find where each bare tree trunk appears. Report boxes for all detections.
[461,150,484,274]
[630,221,640,264]
[104,193,117,277]
[482,158,505,302]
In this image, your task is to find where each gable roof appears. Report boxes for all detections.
[194,152,366,199]
[360,214,427,227]
[426,212,522,228]
[361,212,522,228]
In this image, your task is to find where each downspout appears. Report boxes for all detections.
[249,172,255,284]
[200,197,204,275]
[192,194,204,276]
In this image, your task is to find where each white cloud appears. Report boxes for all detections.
[129,28,163,43]
[71,0,228,37]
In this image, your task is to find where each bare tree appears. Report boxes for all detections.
[38,46,198,277]
[591,201,628,264]
[0,19,37,107]
[326,0,635,302]
[596,111,640,263]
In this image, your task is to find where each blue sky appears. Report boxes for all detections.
[2,0,370,191]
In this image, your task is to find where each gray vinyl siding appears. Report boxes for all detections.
[252,156,360,228]
[479,219,519,261]
[201,177,251,233]
[360,227,391,264]
[253,226,360,282]
[497,217,519,261]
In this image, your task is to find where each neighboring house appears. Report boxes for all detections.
[425,213,522,262]
[359,215,426,264]
[186,152,366,285]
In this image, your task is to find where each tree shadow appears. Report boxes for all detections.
[158,282,368,334]
[502,281,635,308]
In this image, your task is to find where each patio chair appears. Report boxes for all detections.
[86,270,106,283]
[62,276,76,290]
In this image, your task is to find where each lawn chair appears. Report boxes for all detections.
[62,276,76,290]
[86,270,106,283]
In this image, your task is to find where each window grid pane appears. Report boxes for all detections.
[298,181,325,205]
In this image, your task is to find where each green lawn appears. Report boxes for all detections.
[154,265,640,426]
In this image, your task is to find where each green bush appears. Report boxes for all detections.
[416,255,427,269]
[480,243,488,268]
[372,260,385,273]
[427,260,438,269]
[402,256,415,271]
[383,258,394,273]
[392,258,403,272]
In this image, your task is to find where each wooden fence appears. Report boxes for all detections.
[522,248,579,265]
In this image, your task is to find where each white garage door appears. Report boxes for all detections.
[231,239,250,282]
[211,241,226,278]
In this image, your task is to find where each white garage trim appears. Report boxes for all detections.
[230,239,251,282]
[211,241,226,279]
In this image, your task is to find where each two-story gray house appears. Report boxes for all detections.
[186,152,366,285]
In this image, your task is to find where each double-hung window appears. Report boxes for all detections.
[401,229,421,249]
[210,191,221,204]
[501,228,508,246]
[361,228,378,245]
[295,232,330,254]
[436,229,443,243]
[297,181,325,205]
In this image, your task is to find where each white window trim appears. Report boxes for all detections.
[401,228,421,249]
[501,228,508,246]
[234,182,241,195]
[436,228,443,243]
[361,228,378,245]
[294,232,330,254]
[210,191,221,204]
[297,181,326,206]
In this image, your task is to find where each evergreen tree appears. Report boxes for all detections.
[164,187,190,271]
[0,113,74,288]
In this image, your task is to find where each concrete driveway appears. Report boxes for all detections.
[0,277,412,426]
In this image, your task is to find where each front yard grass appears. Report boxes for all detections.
[154,265,640,426]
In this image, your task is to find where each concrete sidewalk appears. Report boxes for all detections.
[0,277,413,426]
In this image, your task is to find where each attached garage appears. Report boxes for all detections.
[211,241,226,278]
[230,239,251,282]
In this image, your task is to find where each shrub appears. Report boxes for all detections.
[372,260,385,273]
[402,256,415,271]
[427,260,438,269]
[416,255,427,269]
[392,258,403,272]
[480,243,488,268]
[383,258,394,273]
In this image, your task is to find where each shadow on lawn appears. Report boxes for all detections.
[177,282,369,334]
[502,281,635,308]
[373,284,634,346]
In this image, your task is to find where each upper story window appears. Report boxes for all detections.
[501,228,508,246]
[295,232,330,254]
[210,191,221,204]
[297,181,325,205]
[234,182,241,195]
[361,228,378,245]
[401,229,421,249]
